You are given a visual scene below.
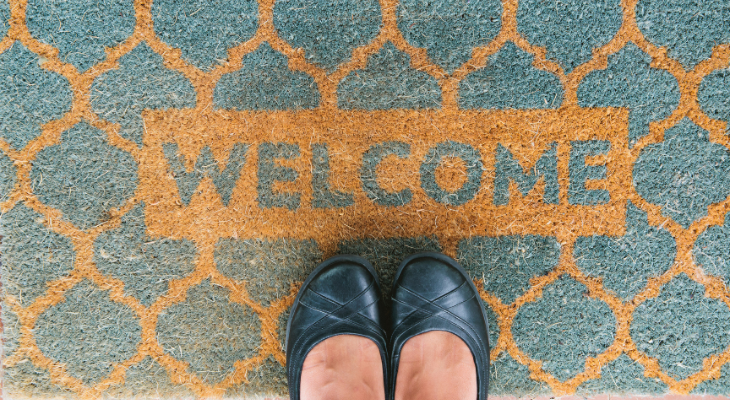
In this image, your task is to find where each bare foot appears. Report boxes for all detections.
[394,331,477,400]
[300,334,385,400]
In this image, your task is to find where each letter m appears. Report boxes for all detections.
[494,142,558,205]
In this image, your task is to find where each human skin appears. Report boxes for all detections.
[300,331,476,400]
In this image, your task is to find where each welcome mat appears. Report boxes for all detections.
[3,0,730,398]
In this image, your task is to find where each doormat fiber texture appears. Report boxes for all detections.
[2,0,730,398]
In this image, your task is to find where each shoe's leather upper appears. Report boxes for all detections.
[286,255,387,400]
[389,252,490,400]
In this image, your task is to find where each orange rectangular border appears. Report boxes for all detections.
[139,107,631,247]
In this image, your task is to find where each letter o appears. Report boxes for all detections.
[420,141,483,206]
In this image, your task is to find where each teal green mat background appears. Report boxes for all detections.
[3,0,730,398]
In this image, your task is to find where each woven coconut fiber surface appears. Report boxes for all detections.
[3,0,730,398]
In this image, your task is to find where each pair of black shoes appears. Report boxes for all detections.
[285,252,490,400]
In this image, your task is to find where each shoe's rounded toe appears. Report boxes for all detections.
[308,261,379,303]
[395,256,467,298]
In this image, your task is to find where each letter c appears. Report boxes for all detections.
[360,141,412,207]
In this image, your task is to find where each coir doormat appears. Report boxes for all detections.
[3,0,730,398]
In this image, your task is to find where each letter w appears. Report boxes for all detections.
[163,143,249,206]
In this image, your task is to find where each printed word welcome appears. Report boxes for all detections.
[161,139,613,210]
[138,108,631,239]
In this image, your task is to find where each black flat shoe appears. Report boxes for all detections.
[286,255,387,400]
[389,252,490,400]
